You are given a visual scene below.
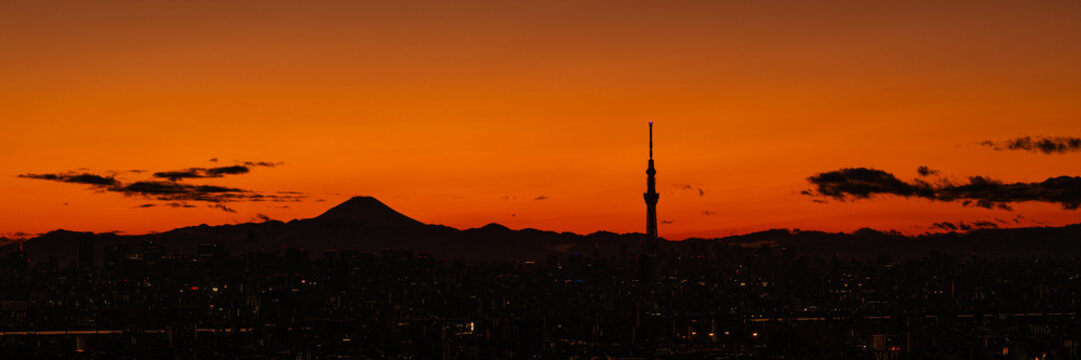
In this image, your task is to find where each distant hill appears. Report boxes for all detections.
[4,196,1081,265]
[313,196,424,227]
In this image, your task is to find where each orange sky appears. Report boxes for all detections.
[2,1,1080,240]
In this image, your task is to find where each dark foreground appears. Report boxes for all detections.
[2,241,1080,359]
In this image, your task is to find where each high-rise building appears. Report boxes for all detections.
[78,234,94,271]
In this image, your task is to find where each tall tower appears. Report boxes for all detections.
[643,121,659,255]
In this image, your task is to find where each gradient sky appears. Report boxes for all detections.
[3,1,1081,240]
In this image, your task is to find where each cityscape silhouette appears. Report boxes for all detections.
[4,1,1081,359]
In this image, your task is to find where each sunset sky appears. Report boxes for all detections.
[3,1,1080,240]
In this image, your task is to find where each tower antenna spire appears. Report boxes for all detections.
[648,121,653,159]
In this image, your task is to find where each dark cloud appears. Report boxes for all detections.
[980,136,1081,154]
[674,184,706,196]
[137,202,197,209]
[114,181,304,203]
[153,165,250,181]
[119,181,240,196]
[917,166,939,177]
[255,213,271,222]
[806,168,935,200]
[209,158,218,162]
[661,220,674,224]
[805,167,1081,210]
[209,203,236,213]
[206,165,249,176]
[701,210,715,216]
[931,222,957,231]
[19,168,305,207]
[931,220,999,232]
[19,172,118,186]
[152,170,202,181]
[533,195,549,200]
[937,176,1081,210]
[244,161,281,167]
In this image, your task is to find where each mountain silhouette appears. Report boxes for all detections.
[5,196,1081,266]
[314,196,424,227]
[4,197,609,265]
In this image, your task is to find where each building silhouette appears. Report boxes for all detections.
[78,234,94,271]
[643,121,659,255]
[640,121,660,284]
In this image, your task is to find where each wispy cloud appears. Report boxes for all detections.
[979,136,1081,154]
[930,220,999,232]
[209,203,237,213]
[674,184,706,196]
[18,173,118,186]
[243,161,282,167]
[152,165,252,181]
[18,161,304,211]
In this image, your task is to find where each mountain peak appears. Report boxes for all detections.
[314,196,424,227]
[479,223,510,231]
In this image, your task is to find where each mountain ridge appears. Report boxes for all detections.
[5,196,1081,265]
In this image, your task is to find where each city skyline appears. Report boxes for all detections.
[5,2,1081,358]
[4,1,1081,240]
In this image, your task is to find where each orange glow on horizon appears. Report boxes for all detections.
[2,1,1081,240]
